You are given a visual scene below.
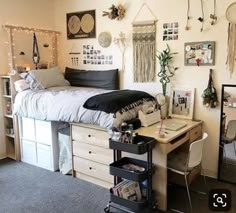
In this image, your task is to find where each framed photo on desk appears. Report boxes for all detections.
[169,87,195,120]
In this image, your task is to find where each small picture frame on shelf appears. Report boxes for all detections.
[169,87,195,120]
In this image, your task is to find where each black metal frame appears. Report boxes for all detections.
[105,139,156,213]
[218,84,236,184]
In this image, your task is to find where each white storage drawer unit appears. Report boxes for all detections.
[20,117,60,171]
[21,139,37,166]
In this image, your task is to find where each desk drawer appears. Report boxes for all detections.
[73,141,113,165]
[166,132,190,154]
[73,156,113,183]
[72,125,109,148]
[190,125,202,142]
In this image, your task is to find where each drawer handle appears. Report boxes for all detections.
[89,151,92,154]
[88,134,91,137]
[89,167,96,171]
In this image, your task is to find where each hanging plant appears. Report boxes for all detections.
[156,44,178,96]
[202,69,218,108]
[102,4,125,20]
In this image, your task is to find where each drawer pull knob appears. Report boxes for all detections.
[89,167,92,170]
[89,151,92,154]
[88,134,91,137]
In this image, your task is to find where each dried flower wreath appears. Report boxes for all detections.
[102,4,125,20]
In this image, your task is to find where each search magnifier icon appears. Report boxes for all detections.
[217,197,224,204]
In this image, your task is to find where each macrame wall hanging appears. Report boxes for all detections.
[133,3,157,82]
[32,33,40,69]
[226,2,236,77]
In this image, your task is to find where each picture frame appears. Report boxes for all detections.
[169,87,195,120]
[184,41,215,66]
[67,10,96,39]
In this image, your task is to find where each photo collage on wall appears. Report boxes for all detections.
[83,45,113,65]
[163,22,179,41]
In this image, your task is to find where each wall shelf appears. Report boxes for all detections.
[3,95,12,98]
[4,114,13,118]
[6,134,15,139]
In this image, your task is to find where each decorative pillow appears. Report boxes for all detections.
[83,90,156,114]
[25,73,43,90]
[65,67,119,90]
[14,79,30,92]
[28,67,69,90]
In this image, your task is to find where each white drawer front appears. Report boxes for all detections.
[72,125,109,148]
[73,141,112,165]
[37,143,52,171]
[21,139,37,166]
[73,156,113,183]
[35,120,52,145]
[21,117,35,141]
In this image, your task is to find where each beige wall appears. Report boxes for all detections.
[0,0,235,177]
[0,0,54,157]
[54,0,236,178]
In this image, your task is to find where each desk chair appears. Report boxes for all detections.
[167,133,208,212]
[221,120,236,166]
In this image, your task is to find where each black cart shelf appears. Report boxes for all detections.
[104,135,157,213]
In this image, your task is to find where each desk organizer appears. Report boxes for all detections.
[138,110,161,127]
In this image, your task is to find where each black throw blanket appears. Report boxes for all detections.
[83,89,156,114]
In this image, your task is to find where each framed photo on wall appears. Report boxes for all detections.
[67,10,96,39]
[184,41,215,66]
[169,87,195,120]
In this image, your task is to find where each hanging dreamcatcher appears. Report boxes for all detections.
[202,69,218,108]
[32,33,40,69]
[226,2,236,77]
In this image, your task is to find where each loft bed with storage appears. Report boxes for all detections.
[11,67,158,174]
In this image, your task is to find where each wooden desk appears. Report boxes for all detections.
[71,119,202,211]
[136,118,202,211]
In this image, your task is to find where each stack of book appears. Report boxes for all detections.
[112,180,142,201]
[3,79,11,96]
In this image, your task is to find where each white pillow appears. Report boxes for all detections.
[28,67,70,89]
[14,79,30,92]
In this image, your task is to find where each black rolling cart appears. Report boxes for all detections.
[104,134,157,213]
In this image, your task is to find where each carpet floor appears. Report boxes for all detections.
[0,158,236,213]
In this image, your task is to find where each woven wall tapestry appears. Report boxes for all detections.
[226,23,236,77]
[133,21,156,82]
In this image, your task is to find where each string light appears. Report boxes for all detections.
[3,24,60,72]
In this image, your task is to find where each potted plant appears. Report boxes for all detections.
[156,44,178,118]
[156,44,178,96]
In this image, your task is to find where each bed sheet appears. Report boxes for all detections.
[14,86,114,129]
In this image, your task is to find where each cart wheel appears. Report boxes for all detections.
[152,200,158,211]
[104,205,110,213]
[152,204,158,211]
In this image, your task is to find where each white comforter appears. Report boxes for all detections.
[14,86,114,129]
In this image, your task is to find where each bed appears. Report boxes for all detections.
[12,67,158,173]
[13,67,156,129]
